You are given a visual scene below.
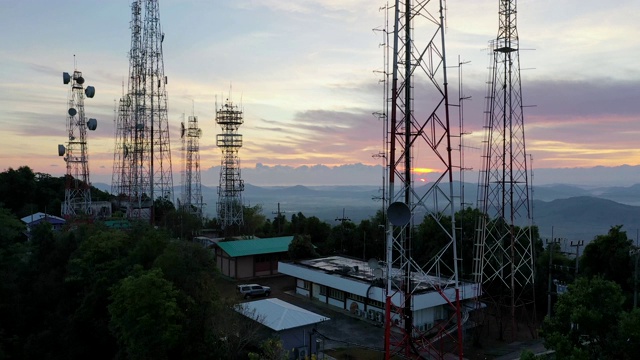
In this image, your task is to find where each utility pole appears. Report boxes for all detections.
[546,235,562,318]
[272,202,286,235]
[335,208,350,254]
[570,240,584,277]
[631,247,640,308]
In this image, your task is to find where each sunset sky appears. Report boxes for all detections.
[1,0,638,186]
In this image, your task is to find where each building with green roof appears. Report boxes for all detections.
[214,236,294,279]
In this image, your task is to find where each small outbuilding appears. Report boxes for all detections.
[21,212,66,239]
[214,236,295,279]
[235,298,329,358]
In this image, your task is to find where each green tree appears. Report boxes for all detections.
[108,268,184,360]
[0,166,37,216]
[580,225,633,293]
[519,349,536,360]
[163,208,203,240]
[243,204,267,236]
[303,216,332,254]
[153,239,228,359]
[249,338,289,360]
[154,196,176,226]
[327,220,356,255]
[543,276,625,359]
[288,234,318,260]
[0,206,24,246]
[619,308,640,359]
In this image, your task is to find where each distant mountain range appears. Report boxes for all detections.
[94,182,640,243]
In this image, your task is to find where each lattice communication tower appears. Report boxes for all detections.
[112,0,174,221]
[180,113,204,219]
[474,0,536,342]
[59,69,97,217]
[382,1,466,359]
[216,98,244,229]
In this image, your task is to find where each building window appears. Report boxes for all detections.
[329,288,344,301]
[347,293,364,303]
[368,299,384,309]
[297,279,311,290]
[319,285,327,296]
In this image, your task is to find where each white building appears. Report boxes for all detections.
[235,298,329,358]
[278,256,478,332]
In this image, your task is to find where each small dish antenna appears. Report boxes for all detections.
[84,86,95,98]
[57,144,66,156]
[87,118,97,131]
[68,108,77,116]
[63,72,71,84]
[388,201,411,226]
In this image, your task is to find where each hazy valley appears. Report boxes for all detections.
[96,181,640,244]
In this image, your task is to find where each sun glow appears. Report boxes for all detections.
[412,167,437,174]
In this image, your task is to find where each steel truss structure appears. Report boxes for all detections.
[216,98,244,229]
[112,0,173,221]
[474,0,536,342]
[383,1,463,359]
[60,69,97,218]
[180,114,204,219]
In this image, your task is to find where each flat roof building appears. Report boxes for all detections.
[278,256,478,332]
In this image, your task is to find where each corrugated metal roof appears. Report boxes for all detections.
[20,212,65,224]
[236,298,329,331]
[217,236,294,257]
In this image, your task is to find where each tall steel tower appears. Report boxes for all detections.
[383,1,464,359]
[59,68,97,217]
[111,0,173,221]
[180,113,204,219]
[474,0,536,342]
[216,98,244,230]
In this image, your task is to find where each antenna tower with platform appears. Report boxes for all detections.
[180,112,204,219]
[216,96,244,230]
[59,65,97,218]
[111,0,174,221]
[474,0,537,342]
[382,1,465,359]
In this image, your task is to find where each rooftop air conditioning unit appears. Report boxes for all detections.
[376,311,384,323]
[368,310,375,320]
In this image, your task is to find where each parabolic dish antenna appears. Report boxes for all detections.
[68,108,77,116]
[85,86,95,98]
[57,144,66,156]
[63,72,71,84]
[87,118,97,131]
[373,268,383,280]
[388,201,411,226]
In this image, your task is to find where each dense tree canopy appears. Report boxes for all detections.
[580,225,634,294]
[109,268,184,359]
[543,276,640,359]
